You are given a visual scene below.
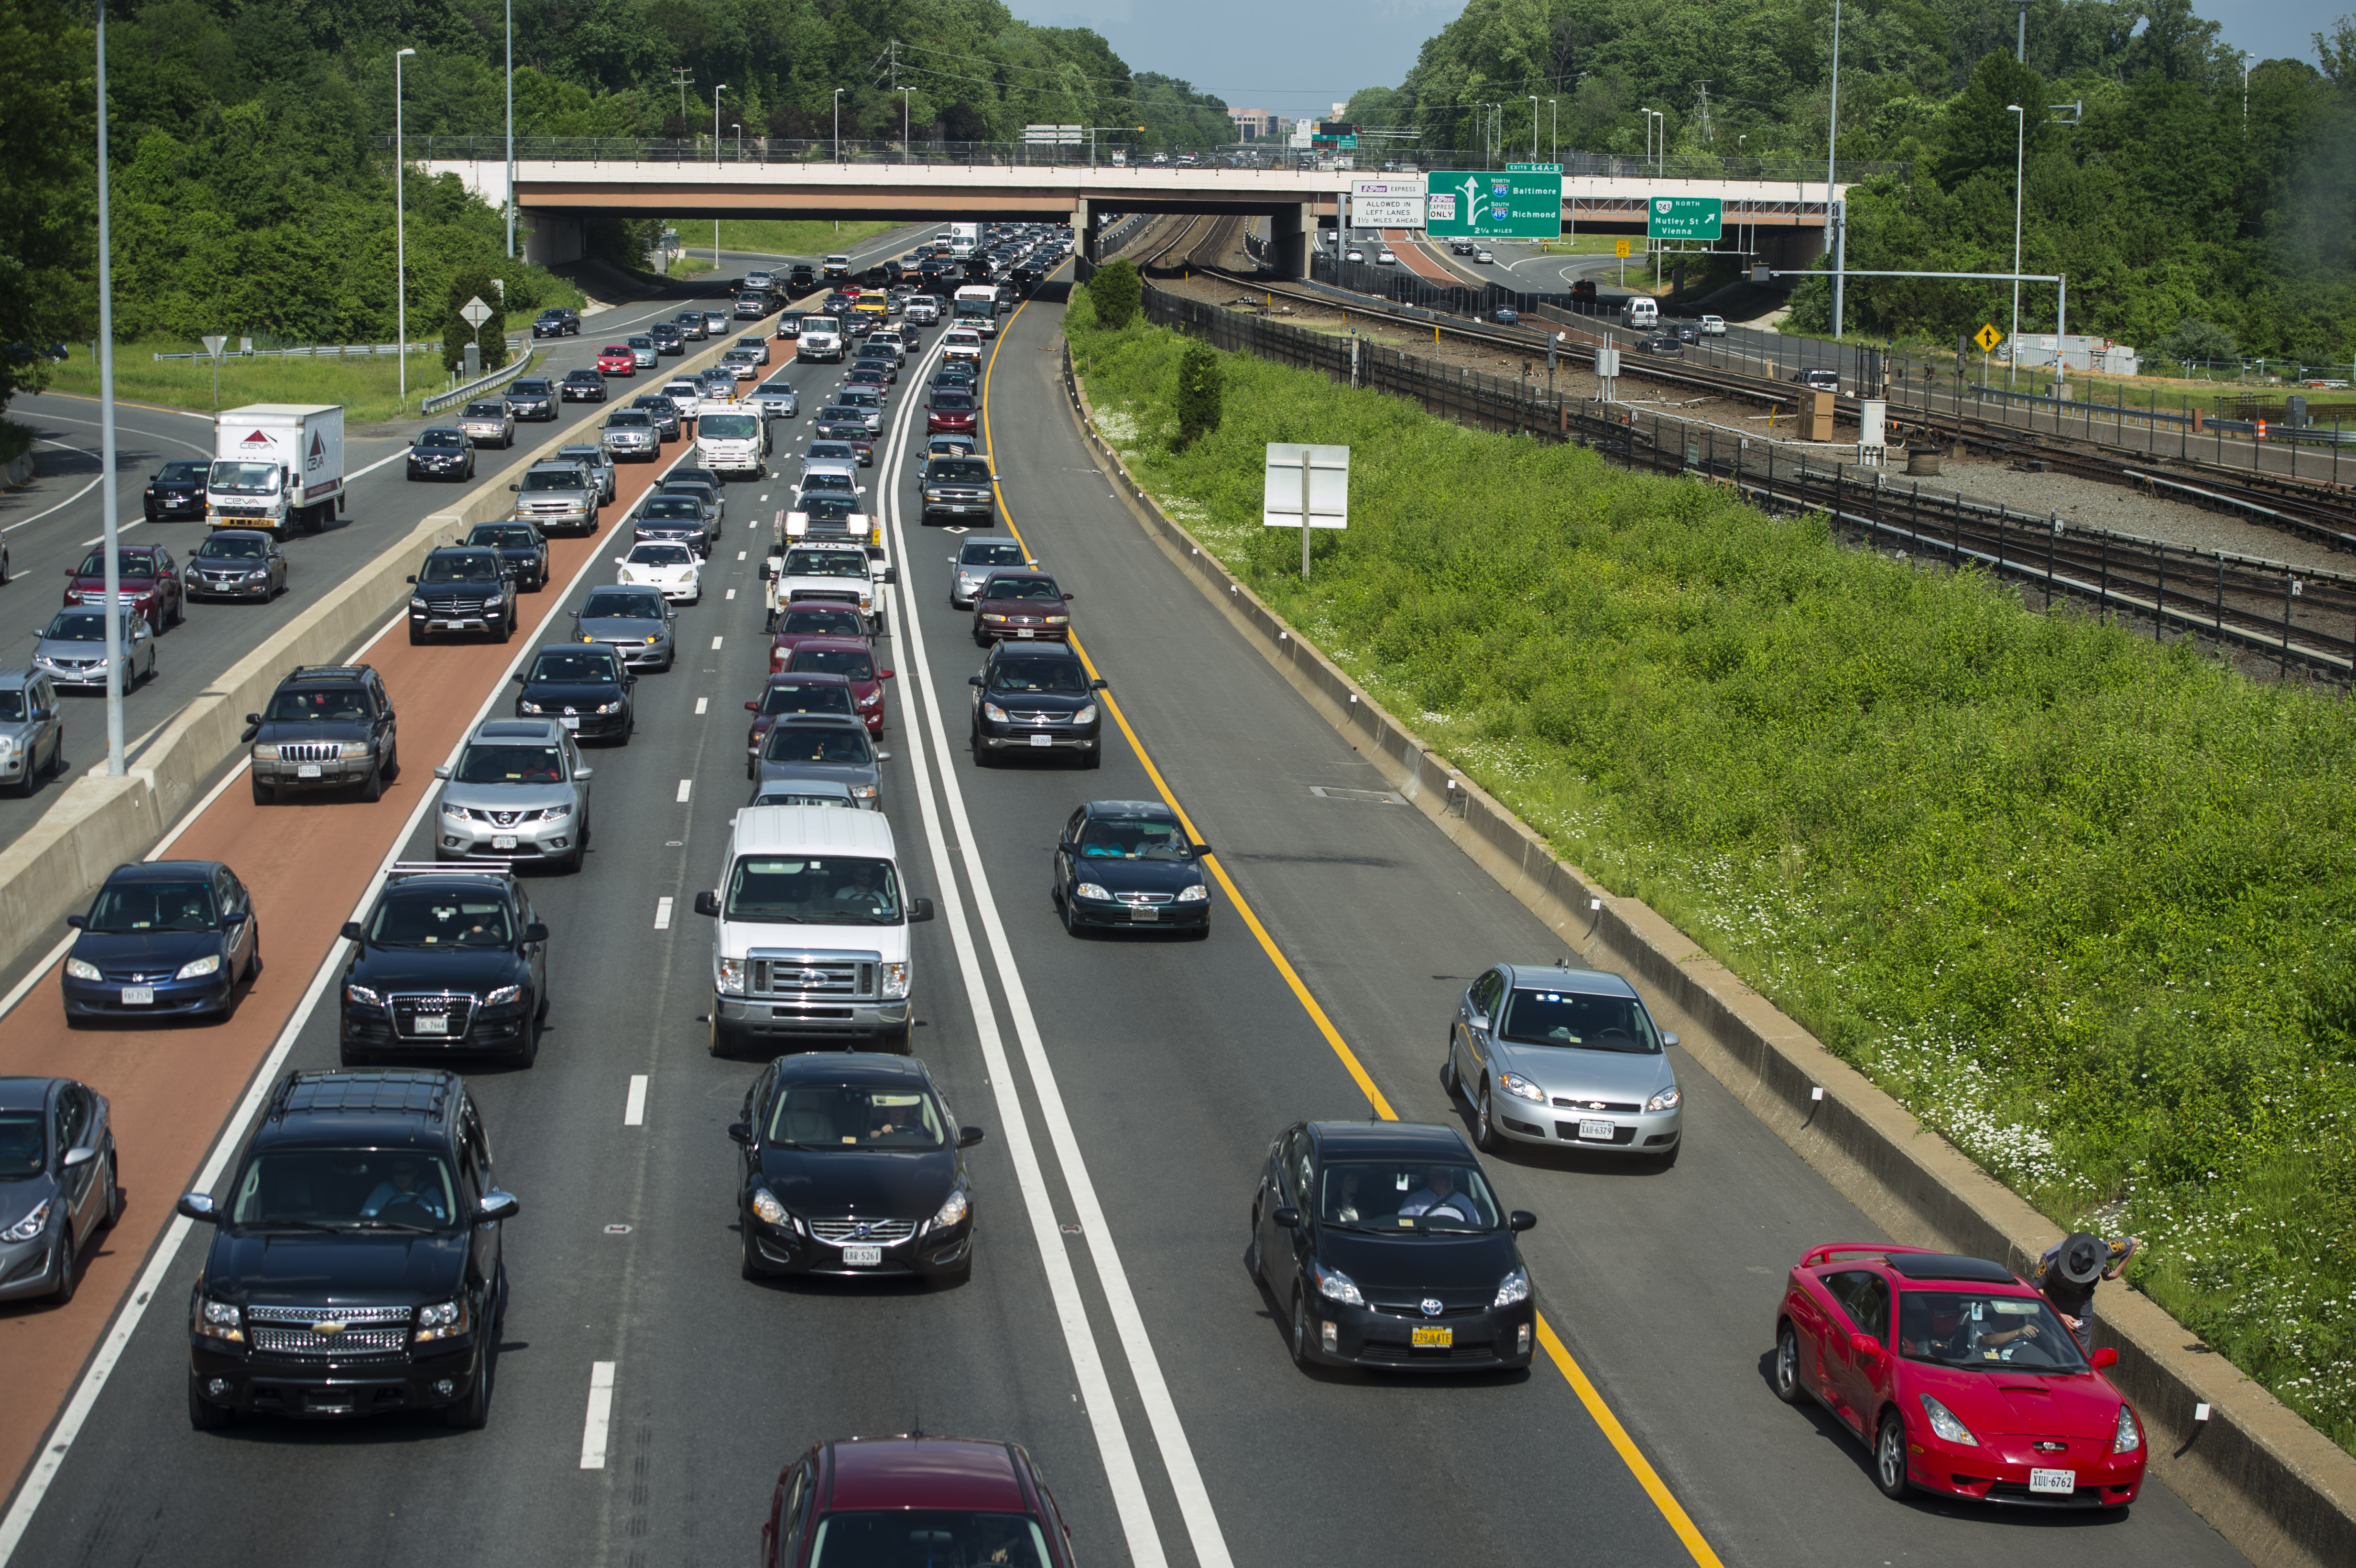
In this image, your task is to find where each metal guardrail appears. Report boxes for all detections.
[152,340,459,361]
[421,346,535,416]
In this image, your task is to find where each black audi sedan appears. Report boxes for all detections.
[1050,799,1211,936]
[560,369,609,403]
[730,1055,983,1285]
[142,458,210,521]
[514,643,634,743]
[505,378,557,421]
[405,427,475,482]
[1250,1120,1537,1372]
[338,868,548,1067]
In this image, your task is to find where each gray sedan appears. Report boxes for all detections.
[0,1074,120,1306]
[570,583,677,671]
[753,713,884,808]
[0,669,65,795]
[32,606,156,692]
[1444,963,1685,1165]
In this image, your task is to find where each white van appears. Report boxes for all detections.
[1622,296,1659,329]
[695,806,934,1054]
[941,328,984,362]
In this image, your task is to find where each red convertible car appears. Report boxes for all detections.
[1771,1244,2146,1507]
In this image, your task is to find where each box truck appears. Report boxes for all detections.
[948,222,980,259]
[208,403,344,538]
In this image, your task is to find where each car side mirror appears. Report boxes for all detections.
[908,897,935,923]
[958,1126,986,1149]
[1467,1014,1491,1033]
[176,1192,218,1223]
[1191,844,1212,858]
[245,712,262,726]
[727,1121,753,1146]
[1850,1332,1884,1360]
[882,567,898,585]
[1660,1032,1680,1048]
[224,910,250,926]
[574,766,593,782]
[624,675,638,687]
[968,675,984,688]
[524,922,549,943]
[1272,1206,1301,1230]
[1509,1210,1538,1233]
[433,764,451,780]
[612,558,627,567]
[1062,593,1074,601]
[2090,1346,2119,1370]
[745,700,761,712]
[64,1144,97,1168]
[1090,677,1108,690]
[693,890,721,917]
[477,1190,520,1223]
[508,484,520,492]
[340,921,365,944]
[513,672,528,684]
[405,575,417,584]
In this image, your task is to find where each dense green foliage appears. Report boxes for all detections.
[1172,335,1222,449]
[1088,257,1142,330]
[1350,0,2356,361]
[1067,279,2356,1456]
[439,265,509,373]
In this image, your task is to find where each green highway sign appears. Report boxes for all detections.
[1647,196,1723,240]
[1425,169,1563,240]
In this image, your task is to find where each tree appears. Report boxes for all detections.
[1172,334,1222,449]
[0,0,93,418]
[2155,318,2238,368]
[1090,258,1142,329]
[440,265,508,374]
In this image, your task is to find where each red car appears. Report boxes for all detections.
[768,604,872,671]
[65,543,185,630]
[927,389,977,435]
[971,569,1071,645]
[595,345,635,376]
[781,637,892,736]
[759,1436,1077,1568]
[1772,1244,2146,1508]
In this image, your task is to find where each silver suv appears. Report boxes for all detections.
[433,718,595,874]
[555,444,617,506]
[510,460,598,536]
[601,410,659,462]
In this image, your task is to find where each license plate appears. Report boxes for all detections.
[120,986,154,1006]
[1579,1119,1615,1141]
[1131,907,1160,921]
[1411,1326,1453,1349]
[296,763,322,779]
[1029,733,1053,747]
[492,834,519,850]
[560,715,580,730]
[842,1245,882,1267]
[413,1015,450,1036]
[1015,628,1035,637]
[2029,1469,2076,1496]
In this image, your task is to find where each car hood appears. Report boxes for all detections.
[411,446,468,460]
[1316,1228,1518,1306]
[204,1229,469,1308]
[521,681,623,708]
[1909,1365,2122,1440]
[1492,1041,1674,1103]
[348,945,528,993]
[755,1145,956,1219]
[578,616,670,644]
[33,637,121,663]
[414,579,505,599]
[67,574,160,594]
[438,780,577,813]
[755,757,879,790]
[1069,857,1199,896]
[256,719,372,745]
[71,928,221,968]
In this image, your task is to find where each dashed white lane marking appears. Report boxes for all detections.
[624,1075,649,1126]
[725,588,736,600]
[579,1362,617,1469]
[736,550,747,561]
[652,896,673,930]
[710,635,724,650]
[694,697,709,715]
[675,779,693,803]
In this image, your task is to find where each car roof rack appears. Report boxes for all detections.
[386,860,516,881]
[270,1067,450,1122]
[286,665,370,682]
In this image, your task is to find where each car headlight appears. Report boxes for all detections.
[618,570,636,583]
[251,744,280,760]
[1311,1261,1364,1306]
[537,803,572,822]
[338,741,372,760]
[484,591,504,607]
[1501,1072,1545,1102]
[717,958,745,996]
[410,596,427,610]
[857,691,882,708]
[932,1188,970,1229]
[1074,882,1112,902]
[645,634,661,645]
[1920,1394,1979,1447]
[66,957,101,981]
[2,1199,54,1243]
[518,700,543,714]
[2113,1403,2142,1454]
[1493,1266,1531,1307]
[881,961,910,1000]
[1044,615,1069,624]
[981,612,1007,622]
[1646,1085,1682,1113]
[1176,883,1208,903]
[413,1296,469,1344]
[850,784,877,801]
[751,1187,787,1226]
[176,954,222,980]
[485,983,523,1005]
[346,982,382,1006]
[194,1295,245,1342]
[982,702,1009,722]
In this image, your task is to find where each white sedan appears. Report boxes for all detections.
[615,542,702,603]
[1344,248,1366,263]
[1473,249,1495,264]
[1375,248,1397,265]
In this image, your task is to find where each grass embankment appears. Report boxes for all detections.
[1063,282,2356,1457]
[674,219,905,259]
[43,343,454,425]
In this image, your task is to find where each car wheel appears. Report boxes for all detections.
[442,1345,492,1429]
[359,764,383,804]
[47,729,65,778]
[188,1369,235,1431]
[47,1225,76,1306]
[1290,1288,1315,1368]
[1654,1142,1680,1170]
[509,1009,540,1067]
[100,1153,124,1230]
[1474,1080,1502,1153]
[491,612,510,645]
[1246,1206,1263,1282]
[409,624,425,645]
[1080,744,1102,771]
[1874,1408,1913,1500]
[251,775,274,806]
[1439,1039,1459,1095]
[708,1012,735,1059]
[1773,1321,1809,1405]
[881,1021,912,1054]
[971,728,993,768]
[380,740,399,783]
[740,1218,767,1280]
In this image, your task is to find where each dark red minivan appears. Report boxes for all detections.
[761,1437,1077,1568]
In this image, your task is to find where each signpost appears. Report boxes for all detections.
[202,334,227,410]
[1425,165,1563,240]
[1974,323,2003,353]
[1351,176,1426,229]
[1263,443,1350,579]
[460,296,492,381]
[1646,196,1722,241]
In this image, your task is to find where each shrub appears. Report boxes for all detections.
[439,268,510,375]
[1172,335,1222,450]
[1089,258,1142,329]
[2156,318,2238,367]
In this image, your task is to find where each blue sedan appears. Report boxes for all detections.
[62,861,260,1026]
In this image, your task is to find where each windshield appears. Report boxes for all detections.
[960,541,1025,566]
[521,470,585,492]
[808,443,856,461]
[529,651,621,684]
[208,461,280,494]
[778,608,864,637]
[416,429,465,448]
[801,499,859,523]
[453,743,564,784]
[581,590,662,620]
[464,403,506,420]
[629,544,693,566]
[228,1150,461,1231]
[366,892,513,947]
[632,397,674,414]
[702,414,758,439]
[77,550,157,578]
[1897,1290,2090,1372]
[724,855,900,924]
[0,692,23,722]
[627,338,653,349]
[421,554,499,583]
[752,789,851,808]
[85,881,218,933]
[643,499,703,519]
[787,550,866,578]
[469,527,535,548]
[801,474,856,495]
[985,578,1061,602]
[157,459,208,483]
[1320,1160,1503,1232]
[804,317,840,333]
[42,611,113,642]
[789,648,876,681]
[930,459,989,482]
[266,687,369,721]
[606,412,652,428]
[765,1084,943,1148]
[513,380,552,395]
[839,391,880,408]
[1498,989,1662,1054]
[758,681,854,716]
[1077,816,1188,858]
[764,725,872,765]
[195,535,268,559]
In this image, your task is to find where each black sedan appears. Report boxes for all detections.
[464,522,551,592]
[513,643,634,743]
[650,323,685,356]
[185,530,287,602]
[730,1055,983,1285]
[406,427,476,482]
[1635,335,1684,357]
[142,458,209,521]
[560,369,609,403]
[338,868,548,1067]
[1251,1120,1538,1372]
[505,378,558,421]
[533,307,580,337]
[970,643,1102,769]
[1050,799,1210,934]
[0,1074,120,1306]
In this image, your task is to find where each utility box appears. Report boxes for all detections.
[1800,390,1836,441]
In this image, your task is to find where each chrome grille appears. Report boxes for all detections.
[246,1303,411,1359]
[1006,710,1071,726]
[749,954,872,1000]
[809,1218,916,1245]
[1114,892,1173,906]
[278,742,342,763]
[1551,1097,1641,1112]
[427,596,488,616]
[392,992,476,1038]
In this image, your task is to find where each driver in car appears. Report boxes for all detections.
[359,1156,450,1223]
[1397,1167,1476,1223]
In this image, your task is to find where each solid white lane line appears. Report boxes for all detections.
[653,896,674,930]
[694,696,709,715]
[579,1361,617,1470]
[623,1075,648,1127]
[675,779,693,802]
[887,318,1235,1568]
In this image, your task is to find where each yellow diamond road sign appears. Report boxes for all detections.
[1615,239,1632,258]
[1974,323,2003,353]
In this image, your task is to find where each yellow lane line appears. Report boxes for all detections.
[977,259,1721,1568]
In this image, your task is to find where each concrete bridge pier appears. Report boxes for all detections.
[1074,198,1099,265]
[1271,203,1311,280]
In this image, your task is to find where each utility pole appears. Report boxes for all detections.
[95,0,124,777]
[671,66,694,122]
[1696,82,1712,148]
[2007,104,2025,388]
[1827,0,1845,338]
[504,0,514,258]
[713,84,726,271]
[1529,95,1538,160]
[2016,0,2029,64]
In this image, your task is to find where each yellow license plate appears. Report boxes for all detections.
[1411,1326,1453,1349]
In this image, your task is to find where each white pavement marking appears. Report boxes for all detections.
[694,696,709,715]
[675,779,693,802]
[735,550,746,561]
[623,1075,649,1127]
[724,588,735,600]
[709,635,723,650]
[579,1362,617,1470]
[652,896,674,930]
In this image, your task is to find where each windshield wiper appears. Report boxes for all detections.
[241,1218,351,1235]
[349,1218,442,1235]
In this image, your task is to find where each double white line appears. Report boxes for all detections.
[871,335,1233,1568]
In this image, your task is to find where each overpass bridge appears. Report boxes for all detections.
[407,140,1863,277]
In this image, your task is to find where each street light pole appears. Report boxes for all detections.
[898,87,914,157]
[504,0,513,258]
[95,0,124,775]
[1828,0,1845,338]
[396,47,415,417]
[1529,96,1538,160]
[834,88,844,163]
[2007,103,2026,388]
[1549,99,1558,161]
[714,85,727,271]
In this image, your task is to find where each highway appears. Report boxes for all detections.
[0,248,2253,1568]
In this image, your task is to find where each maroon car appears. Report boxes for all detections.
[743,670,859,776]
[768,604,873,671]
[781,637,892,736]
[927,389,977,436]
[759,1437,1077,1568]
[64,544,184,631]
[971,569,1071,646]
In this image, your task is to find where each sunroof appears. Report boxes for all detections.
[1886,1253,2019,1284]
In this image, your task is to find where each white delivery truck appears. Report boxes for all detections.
[951,285,1000,338]
[948,222,980,259]
[208,403,344,538]
[798,314,844,363]
[696,407,770,478]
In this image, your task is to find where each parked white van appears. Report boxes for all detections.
[695,806,934,1054]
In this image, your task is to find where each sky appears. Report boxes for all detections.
[1003,0,2345,124]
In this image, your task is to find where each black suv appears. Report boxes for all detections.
[407,547,519,644]
[920,454,994,525]
[785,263,817,290]
[464,522,551,592]
[179,1069,518,1429]
[968,641,1105,767]
[244,664,400,805]
[339,866,550,1067]
[532,307,580,337]
[560,369,609,403]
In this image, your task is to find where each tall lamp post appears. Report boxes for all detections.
[1828,0,1846,338]
[503,0,513,257]
[713,85,727,270]
[396,47,415,416]
[1549,98,1558,161]
[95,0,124,775]
[2006,103,2026,388]
[898,87,915,158]
[833,88,845,163]
[1528,95,1538,160]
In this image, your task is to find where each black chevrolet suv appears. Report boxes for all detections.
[179,1069,518,1430]
[339,865,550,1067]
[244,664,400,806]
[407,546,519,644]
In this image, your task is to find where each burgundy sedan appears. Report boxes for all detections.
[768,605,873,671]
[760,1437,1077,1568]
[927,389,977,436]
[781,637,892,736]
[64,544,184,630]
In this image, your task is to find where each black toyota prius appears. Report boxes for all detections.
[731,1055,983,1285]
[1251,1120,1537,1372]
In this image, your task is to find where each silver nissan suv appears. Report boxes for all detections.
[432,718,596,874]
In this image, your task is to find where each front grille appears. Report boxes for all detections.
[102,966,179,984]
[425,597,487,616]
[749,954,873,1000]
[246,1303,412,1359]
[1556,1122,1637,1145]
[277,742,343,763]
[1551,1098,1641,1112]
[1114,892,1173,906]
[809,1218,916,1245]
[1359,1339,1499,1364]
[1363,1298,1490,1318]
[392,992,477,1039]
[1005,710,1071,726]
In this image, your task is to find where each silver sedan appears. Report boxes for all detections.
[1444,963,1685,1165]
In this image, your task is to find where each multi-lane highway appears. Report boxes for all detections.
[0,243,2253,1568]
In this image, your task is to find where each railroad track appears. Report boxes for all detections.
[1139,214,1233,274]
